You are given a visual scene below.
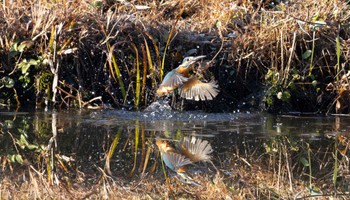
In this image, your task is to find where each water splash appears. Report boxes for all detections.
[144,100,172,112]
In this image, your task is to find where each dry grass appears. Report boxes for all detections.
[0,159,305,199]
[1,0,350,198]
[0,0,349,112]
[0,156,329,199]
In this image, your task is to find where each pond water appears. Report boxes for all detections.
[1,107,350,198]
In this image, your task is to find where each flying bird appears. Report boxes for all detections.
[156,55,219,101]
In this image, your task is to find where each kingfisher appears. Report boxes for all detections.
[156,55,219,101]
[156,136,213,186]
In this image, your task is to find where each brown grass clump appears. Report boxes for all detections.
[0,151,333,199]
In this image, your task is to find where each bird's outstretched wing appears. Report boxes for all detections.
[160,71,188,87]
[156,71,188,96]
[161,151,193,171]
[179,77,219,101]
[178,136,213,162]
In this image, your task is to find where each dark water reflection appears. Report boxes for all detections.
[0,109,349,186]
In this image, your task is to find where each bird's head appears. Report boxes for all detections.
[156,138,174,153]
[180,55,206,68]
[177,170,202,187]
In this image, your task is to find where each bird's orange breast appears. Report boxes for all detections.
[176,66,191,77]
[156,86,176,95]
[156,139,176,153]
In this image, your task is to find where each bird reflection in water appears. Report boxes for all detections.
[156,136,214,187]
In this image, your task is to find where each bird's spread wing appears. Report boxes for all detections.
[179,77,219,101]
[178,136,213,162]
[156,71,188,96]
[160,70,188,87]
[162,151,193,171]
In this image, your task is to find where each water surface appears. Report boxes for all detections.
[1,108,349,197]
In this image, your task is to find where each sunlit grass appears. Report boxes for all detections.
[0,0,348,112]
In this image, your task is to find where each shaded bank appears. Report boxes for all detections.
[1,0,350,113]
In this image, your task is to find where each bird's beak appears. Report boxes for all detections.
[192,55,206,61]
[177,171,202,187]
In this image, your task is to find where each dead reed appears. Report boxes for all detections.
[0,0,349,113]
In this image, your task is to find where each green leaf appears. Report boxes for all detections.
[282,91,291,102]
[290,146,299,151]
[27,144,38,150]
[302,50,312,59]
[35,145,46,152]
[15,154,24,164]
[18,44,27,52]
[10,154,16,163]
[266,97,273,106]
[19,41,34,52]
[90,0,103,8]
[4,120,13,128]
[311,12,320,22]
[18,134,29,148]
[265,69,274,80]
[308,185,322,195]
[12,42,18,51]
[300,157,309,166]
[18,60,31,74]
[28,59,39,66]
[2,77,15,88]
[17,59,39,74]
